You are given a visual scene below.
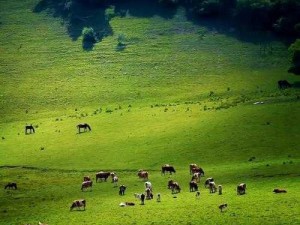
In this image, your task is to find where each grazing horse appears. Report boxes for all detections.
[77,123,91,133]
[237,183,246,195]
[81,180,93,191]
[4,182,17,189]
[25,125,35,134]
[70,199,86,211]
[161,164,176,175]
[278,80,291,89]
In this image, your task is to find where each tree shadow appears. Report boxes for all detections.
[33,0,177,50]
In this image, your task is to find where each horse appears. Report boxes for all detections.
[25,125,35,134]
[77,123,91,133]
[4,182,17,189]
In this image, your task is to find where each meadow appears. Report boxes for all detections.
[0,0,300,224]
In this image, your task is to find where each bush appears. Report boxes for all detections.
[82,27,96,43]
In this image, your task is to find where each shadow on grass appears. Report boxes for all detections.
[33,0,177,50]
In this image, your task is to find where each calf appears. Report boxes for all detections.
[273,188,287,193]
[70,199,86,211]
[218,185,222,195]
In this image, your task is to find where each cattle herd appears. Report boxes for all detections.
[4,163,288,225]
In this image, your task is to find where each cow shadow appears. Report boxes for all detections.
[33,0,177,50]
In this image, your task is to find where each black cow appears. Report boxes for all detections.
[119,185,126,195]
[96,171,111,182]
[161,164,176,175]
[204,178,214,187]
[189,180,198,192]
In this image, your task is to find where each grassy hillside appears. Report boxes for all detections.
[0,0,300,225]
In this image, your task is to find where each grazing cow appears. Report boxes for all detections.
[209,181,217,193]
[119,185,126,195]
[138,170,149,180]
[4,182,17,190]
[189,180,198,192]
[81,180,93,191]
[145,187,153,200]
[83,176,91,181]
[191,167,205,176]
[219,203,227,212]
[191,172,201,183]
[205,178,214,187]
[169,182,180,194]
[189,164,198,174]
[145,181,152,191]
[218,185,223,195]
[168,180,175,189]
[140,193,145,205]
[25,125,35,134]
[157,193,161,202]
[237,183,246,195]
[273,188,287,193]
[278,80,292,89]
[70,199,86,211]
[196,191,200,199]
[96,171,111,182]
[161,164,176,175]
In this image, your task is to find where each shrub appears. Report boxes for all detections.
[82,27,97,43]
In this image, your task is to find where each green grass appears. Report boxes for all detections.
[0,0,300,224]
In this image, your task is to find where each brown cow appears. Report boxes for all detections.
[70,199,86,211]
[162,164,176,175]
[81,180,93,191]
[96,171,111,182]
[237,183,246,195]
[273,188,287,193]
[138,170,149,180]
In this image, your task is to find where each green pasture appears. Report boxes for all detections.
[0,0,300,224]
